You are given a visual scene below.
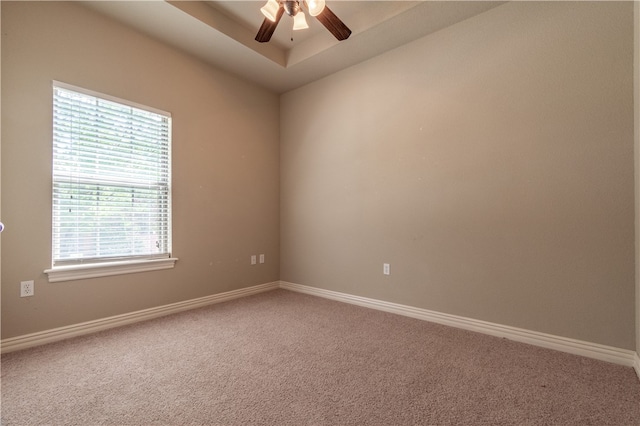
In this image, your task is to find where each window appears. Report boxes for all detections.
[45,82,176,282]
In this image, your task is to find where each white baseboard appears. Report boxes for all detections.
[4,279,638,373]
[1,281,280,354]
[279,281,637,368]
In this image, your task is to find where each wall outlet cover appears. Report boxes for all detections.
[20,280,34,297]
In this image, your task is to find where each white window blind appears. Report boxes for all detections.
[52,82,172,267]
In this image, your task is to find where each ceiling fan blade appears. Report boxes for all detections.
[255,6,285,43]
[315,6,351,41]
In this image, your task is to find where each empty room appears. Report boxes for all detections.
[1,1,640,424]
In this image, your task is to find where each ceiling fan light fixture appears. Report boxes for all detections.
[306,0,325,17]
[293,11,309,30]
[260,0,280,22]
[255,0,351,43]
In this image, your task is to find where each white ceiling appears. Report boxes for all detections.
[81,1,505,94]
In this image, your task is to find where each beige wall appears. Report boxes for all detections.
[281,1,636,349]
[1,1,280,339]
[635,1,640,357]
[2,1,638,354]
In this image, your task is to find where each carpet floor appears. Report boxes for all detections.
[2,289,639,425]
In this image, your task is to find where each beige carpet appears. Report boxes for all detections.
[2,289,639,425]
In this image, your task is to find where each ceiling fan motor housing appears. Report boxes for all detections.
[283,1,301,17]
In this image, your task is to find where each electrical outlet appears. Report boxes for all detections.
[20,280,34,297]
[383,263,390,275]
[251,255,257,265]
[259,254,265,264]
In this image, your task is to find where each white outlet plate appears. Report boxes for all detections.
[259,254,265,264]
[20,280,34,297]
[383,263,390,275]
[251,255,257,265]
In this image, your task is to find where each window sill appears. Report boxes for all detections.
[44,258,178,283]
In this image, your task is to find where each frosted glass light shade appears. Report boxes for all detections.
[293,11,309,30]
[260,0,280,22]
[306,0,325,16]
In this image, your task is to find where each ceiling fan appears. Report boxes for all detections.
[255,0,352,43]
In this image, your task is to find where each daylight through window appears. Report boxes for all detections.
[51,82,172,267]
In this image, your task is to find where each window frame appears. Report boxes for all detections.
[45,81,177,282]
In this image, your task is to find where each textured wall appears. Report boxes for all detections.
[1,2,280,338]
[280,2,635,349]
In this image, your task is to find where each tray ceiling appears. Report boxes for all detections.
[81,1,505,93]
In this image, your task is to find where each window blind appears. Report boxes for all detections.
[52,83,172,266]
